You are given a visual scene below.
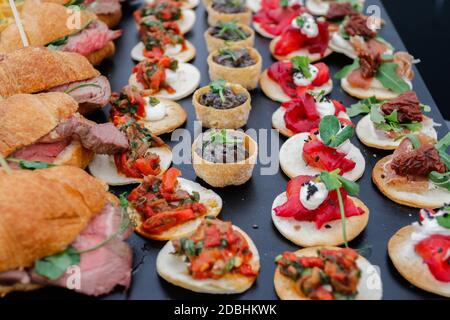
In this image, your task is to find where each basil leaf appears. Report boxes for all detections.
[375,62,411,93]
[428,171,450,191]
[337,176,360,196]
[328,125,354,148]
[369,106,385,124]
[320,170,342,191]
[319,115,341,146]
[291,56,311,78]
[436,213,450,229]
[335,59,359,79]
[35,246,80,280]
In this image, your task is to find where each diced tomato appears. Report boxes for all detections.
[204,224,221,248]
[141,208,196,234]
[143,47,164,59]
[239,263,257,277]
[415,235,450,282]
[311,287,334,300]
[161,167,181,193]
[134,158,159,176]
[299,257,324,268]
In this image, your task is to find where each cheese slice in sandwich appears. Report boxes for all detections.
[0,166,133,297]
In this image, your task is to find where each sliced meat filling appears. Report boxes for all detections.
[48,75,111,108]
[0,203,133,296]
[84,0,121,15]
[58,20,122,56]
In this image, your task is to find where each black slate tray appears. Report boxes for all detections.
[7,0,449,300]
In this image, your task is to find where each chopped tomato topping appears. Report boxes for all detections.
[274,175,364,228]
[274,22,330,57]
[128,169,207,236]
[172,219,258,279]
[253,0,304,37]
[115,152,161,178]
[110,86,147,121]
[133,56,178,94]
[302,130,356,174]
[268,60,330,98]
[415,235,450,282]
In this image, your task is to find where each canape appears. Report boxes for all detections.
[253,0,304,38]
[131,19,196,62]
[305,0,364,18]
[337,49,415,100]
[329,13,393,59]
[127,167,223,240]
[272,91,351,137]
[388,207,450,297]
[134,0,196,34]
[347,91,437,150]
[110,86,187,136]
[192,129,258,187]
[261,55,332,103]
[129,56,201,101]
[272,171,369,247]
[193,80,251,129]
[204,21,255,53]
[372,133,450,208]
[157,218,260,294]
[269,12,332,61]
[274,246,382,300]
[279,115,365,181]
[88,119,172,185]
[206,0,252,26]
[208,47,262,90]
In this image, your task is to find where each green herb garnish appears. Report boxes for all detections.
[319,115,355,148]
[6,158,55,170]
[217,21,247,40]
[209,79,227,103]
[291,56,312,78]
[335,59,360,79]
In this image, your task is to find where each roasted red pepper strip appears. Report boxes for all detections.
[415,235,450,282]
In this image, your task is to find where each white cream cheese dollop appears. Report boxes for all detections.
[299,180,329,210]
[164,44,183,56]
[144,97,167,122]
[411,209,450,245]
[291,13,319,38]
[293,64,319,86]
[315,98,335,118]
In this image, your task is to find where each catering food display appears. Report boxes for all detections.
[0,0,448,301]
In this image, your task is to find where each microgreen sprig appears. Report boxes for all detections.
[291,56,312,78]
[319,115,354,148]
[209,79,227,103]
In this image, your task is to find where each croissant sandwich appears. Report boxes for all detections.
[0,46,111,114]
[0,166,133,297]
[0,0,121,65]
[0,93,129,169]
[43,0,123,28]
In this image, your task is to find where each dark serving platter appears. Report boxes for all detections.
[6,0,449,300]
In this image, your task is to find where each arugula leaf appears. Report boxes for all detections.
[369,106,385,124]
[347,99,373,117]
[375,62,411,93]
[6,158,55,170]
[291,56,312,78]
[209,79,227,103]
[384,109,398,123]
[402,122,422,132]
[404,134,421,149]
[435,133,450,169]
[420,103,431,112]
[35,246,80,280]
[436,211,450,229]
[429,171,450,191]
[335,59,359,79]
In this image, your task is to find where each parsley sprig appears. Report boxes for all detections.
[209,79,227,103]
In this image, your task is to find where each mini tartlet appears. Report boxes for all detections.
[388,207,450,298]
[261,56,332,103]
[127,167,223,240]
[193,80,251,129]
[269,12,332,61]
[204,21,255,53]
[157,218,260,294]
[372,133,450,208]
[274,246,382,300]
[192,129,258,187]
[208,47,262,90]
[347,91,437,150]
[110,86,187,136]
[206,0,252,26]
